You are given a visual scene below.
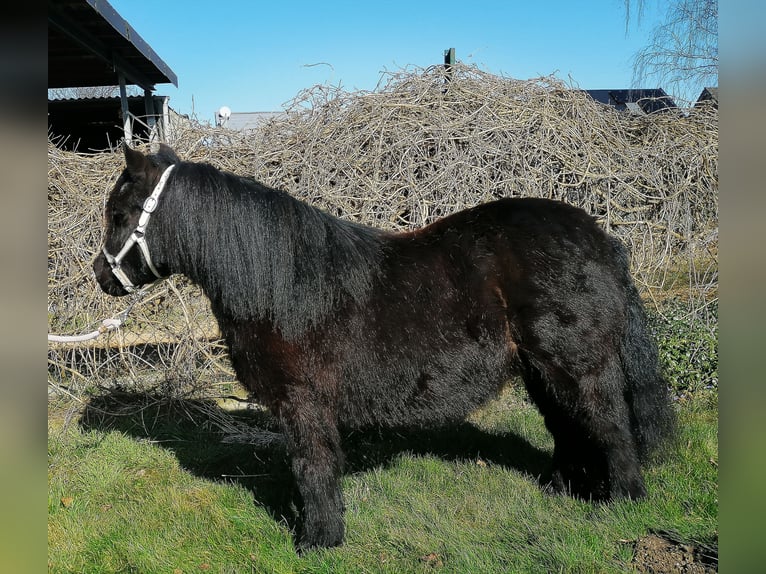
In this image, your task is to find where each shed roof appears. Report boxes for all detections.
[48,0,177,90]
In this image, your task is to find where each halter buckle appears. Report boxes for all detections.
[142,196,158,213]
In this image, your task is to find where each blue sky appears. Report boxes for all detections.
[110,0,668,123]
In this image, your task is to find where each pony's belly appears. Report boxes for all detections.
[337,335,516,428]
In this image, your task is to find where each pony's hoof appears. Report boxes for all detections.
[296,522,344,554]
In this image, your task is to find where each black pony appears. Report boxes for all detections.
[93,144,674,551]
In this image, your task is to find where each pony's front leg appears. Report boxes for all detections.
[280,396,345,552]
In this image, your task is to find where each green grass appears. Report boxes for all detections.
[48,388,717,573]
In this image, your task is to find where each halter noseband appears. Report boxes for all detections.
[103,164,175,293]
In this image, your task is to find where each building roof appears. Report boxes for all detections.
[696,87,718,107]
[585,89,677,114]
[48,0,178,90]
[220,111,286,132]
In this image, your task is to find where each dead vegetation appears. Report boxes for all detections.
[47,64,718,397]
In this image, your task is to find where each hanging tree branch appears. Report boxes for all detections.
[625,0,718,104]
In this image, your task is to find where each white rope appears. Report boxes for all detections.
[47,318,124,343]
[47,290,147,344]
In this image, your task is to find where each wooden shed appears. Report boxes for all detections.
[48,0,179,150]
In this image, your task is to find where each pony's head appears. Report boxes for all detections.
[93,144,180,296]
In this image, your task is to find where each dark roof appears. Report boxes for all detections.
[696,87,718,106]
[48,0,177,90]
[585,89,676,114]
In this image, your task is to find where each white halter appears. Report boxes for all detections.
[102,165,175,293]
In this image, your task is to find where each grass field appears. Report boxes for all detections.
[48,385,717,574]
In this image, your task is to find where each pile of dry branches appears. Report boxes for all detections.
[48,64,718,397]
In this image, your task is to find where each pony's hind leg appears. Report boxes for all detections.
[574,359,647,501]
[279,395,345,551]
[520,354,645,501]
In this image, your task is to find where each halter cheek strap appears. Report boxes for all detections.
[103,164,175,293]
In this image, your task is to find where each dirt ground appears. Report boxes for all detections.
[632,531,718,573]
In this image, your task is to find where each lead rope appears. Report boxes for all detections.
[47,287,149,344]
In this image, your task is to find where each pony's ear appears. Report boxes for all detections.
[157,143,180,164]
[124,145,148,177]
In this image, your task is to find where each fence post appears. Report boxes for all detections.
[118,72,132,145]
[444,47,455,81]
[144,89,158,143]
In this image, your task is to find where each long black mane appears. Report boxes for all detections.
[156,161,386,337]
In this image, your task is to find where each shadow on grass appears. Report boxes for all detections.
[78,389,551,541]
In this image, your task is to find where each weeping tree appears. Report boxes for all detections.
[625,0,718,104]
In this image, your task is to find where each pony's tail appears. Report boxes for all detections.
[613,239,676,461]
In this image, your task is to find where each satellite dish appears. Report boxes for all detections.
[216,106,232,127]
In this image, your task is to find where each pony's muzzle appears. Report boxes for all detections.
[92,252,131,297]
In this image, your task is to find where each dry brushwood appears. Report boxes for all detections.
[48,64,717,408]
